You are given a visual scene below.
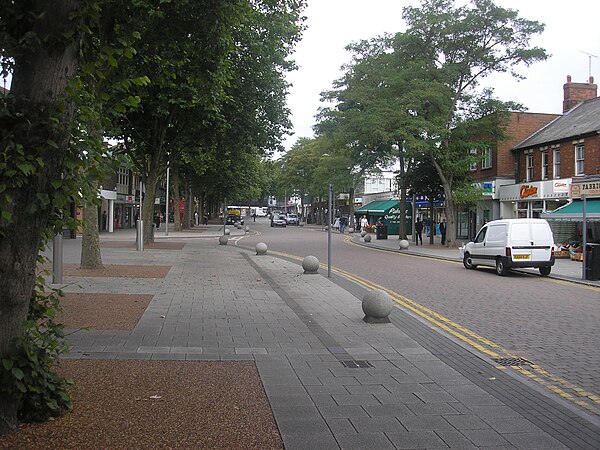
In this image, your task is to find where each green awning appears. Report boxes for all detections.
[354,200,399,215]
[542,199,600,221]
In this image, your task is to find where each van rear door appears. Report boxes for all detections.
[530,222,553,261]
[508,222,533,262]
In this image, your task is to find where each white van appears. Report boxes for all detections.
[460,219,555,276]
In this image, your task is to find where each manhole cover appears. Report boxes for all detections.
[340,360,374,369]
[492,357,532,367]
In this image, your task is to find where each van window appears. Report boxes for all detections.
[474,227,487,243]
[531,223,551,241]
[486,224,506,244]
[509,223,531,245]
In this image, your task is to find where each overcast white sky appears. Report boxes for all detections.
[283,0,600,151]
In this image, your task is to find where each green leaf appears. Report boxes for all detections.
[1,211,12,221]
[12,367,25,380]
[2,359,14,370]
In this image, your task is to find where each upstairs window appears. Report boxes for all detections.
[575,144,585,176]
[482,148,492,169]
[553,149,560,179]
[526,154,534,181]
[541,151,548,180]
[469,149,477,171]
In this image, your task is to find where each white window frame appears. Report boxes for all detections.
[553,149,560,179]
[526,154,534,181]
[541,151,548,180]
[469,148,477,171]
[482,148,492,170]
[575,144,585,176]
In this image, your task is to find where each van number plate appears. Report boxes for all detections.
[513,254,530,260]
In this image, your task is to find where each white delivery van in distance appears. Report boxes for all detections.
[460,219,555,276]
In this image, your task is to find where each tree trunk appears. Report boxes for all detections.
[143,170,159,244]
[429,197,435,245]
[399,187,408,239]
[0,1,82,434]
[80,203,103,269]
[183,183,192,229]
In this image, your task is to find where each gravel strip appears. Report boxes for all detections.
[0,360,283,450]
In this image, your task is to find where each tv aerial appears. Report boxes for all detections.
[581,51,598,79]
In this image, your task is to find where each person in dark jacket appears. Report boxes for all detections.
[439,219,446,245]
[415,218,423,245]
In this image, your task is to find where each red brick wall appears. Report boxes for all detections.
[517,135,600,181]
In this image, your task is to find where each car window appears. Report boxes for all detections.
[474,227,487,243]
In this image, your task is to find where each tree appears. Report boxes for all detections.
[399,0,548,246]
[0,0,93,433]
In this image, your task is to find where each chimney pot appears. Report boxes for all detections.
[567,75,572,82]
[590,76,595,84]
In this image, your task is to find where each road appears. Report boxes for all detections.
[237,217,600,419]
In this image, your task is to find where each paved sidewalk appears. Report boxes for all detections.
[51,228,600,449]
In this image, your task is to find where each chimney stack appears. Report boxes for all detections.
[563,75,597,113]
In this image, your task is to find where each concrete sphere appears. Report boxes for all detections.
[224,229,231,235]
[255,242,268,255]
[218,235,229,246]
[302,255,320,274]
[360,230,367,237]
[245,225,250,232]
[347,227,354,233]
[399,239,409,250]
[363,234,371,243]
[362,289,393,323]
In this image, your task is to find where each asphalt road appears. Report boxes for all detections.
[238,217,600,419]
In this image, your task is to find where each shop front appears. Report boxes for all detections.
[498,178,571,220]
[354,199,412,235]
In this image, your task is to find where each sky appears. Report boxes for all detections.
[282,0,600,151]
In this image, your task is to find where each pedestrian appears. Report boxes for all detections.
[252,212,257,222]
[439,219,446,245]
[154,213,161,229]
[339,216,348,233]
[360,215,369,232]
[101,211,107,231]
[333,216,340,230]
[415,217,423,245]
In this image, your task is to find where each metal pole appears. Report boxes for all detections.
[165,166,170,236]
[52,232,63,284]
[582,194,587,280]
[223,198,227,234]
[137,180,144,251]
[328,184,332,278]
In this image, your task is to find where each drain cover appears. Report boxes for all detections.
[492,357,532,367]
[340,360,374,369]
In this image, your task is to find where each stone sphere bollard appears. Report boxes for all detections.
[347,227,354,234]
[364,234,371,243]
[219,235,229,246]
[255,242,268,255]
[399,239,409,250]
[302,255,320,274]
[224,229,231,235]
[362,289,393,323]
[245,225,250,233]
[360,230,367,237]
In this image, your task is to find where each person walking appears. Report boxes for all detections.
[339,216,347,233]
[360,215,369,232]
[415,217,423,245]
[439,219,447,245]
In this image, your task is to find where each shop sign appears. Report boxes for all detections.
[553,181,569,193]
[571,179,600,199]
[482,182,493,195]
[520,184,539,199]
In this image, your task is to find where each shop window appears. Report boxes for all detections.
[553,149,560,179]
[541,151,548,180]
[575,144,585,176]
[482,148,492,169]
[526,154,533,181]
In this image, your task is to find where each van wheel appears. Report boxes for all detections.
[495,258,507,276]
[539,266,551,276]
[463,253,477,269]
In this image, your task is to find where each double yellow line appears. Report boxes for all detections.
[269,248,600,416]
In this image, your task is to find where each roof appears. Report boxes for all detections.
[354,200,399,214]
[541,199,600,222]
[514,96,600,149]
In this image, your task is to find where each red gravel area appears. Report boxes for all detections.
[57,293,152,330]
[63,264,171,278]
[0,360,283,450]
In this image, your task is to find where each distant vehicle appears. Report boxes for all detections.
[460,219,555,276]
[270,214,287,227]
[286,213,299,225]
[226,214,244,225]
[251,207,268,217]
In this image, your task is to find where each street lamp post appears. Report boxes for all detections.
[328,184,332,278]
[165,163,170,237]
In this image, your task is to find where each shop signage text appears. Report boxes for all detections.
[571,180,600,199]
[520,185,538,199]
